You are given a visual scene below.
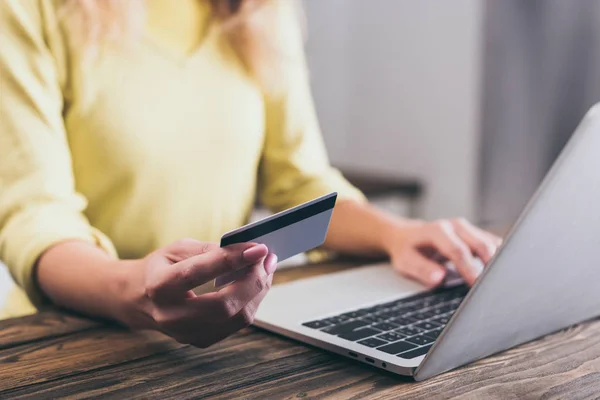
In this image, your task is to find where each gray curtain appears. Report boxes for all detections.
[479,0,600,226]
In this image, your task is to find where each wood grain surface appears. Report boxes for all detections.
[0,310,100,350]
[1,261,600,399]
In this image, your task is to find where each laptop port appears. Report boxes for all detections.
[365,357,375,364]
[348,352,358,358]
[382,362,387,368]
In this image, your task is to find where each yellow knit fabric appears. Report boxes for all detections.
[0,0,363,318]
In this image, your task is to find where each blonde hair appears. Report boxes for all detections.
[60,0,289,94]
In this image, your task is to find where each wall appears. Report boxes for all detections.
[303,0,484,220]
[479,0,600,226]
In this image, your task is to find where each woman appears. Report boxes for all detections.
[0,0,500,347]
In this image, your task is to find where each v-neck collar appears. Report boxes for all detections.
[140,24,216,67]
[143,0,214,64]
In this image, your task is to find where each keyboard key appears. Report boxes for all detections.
[326,320,370,335]
[421,298,439,308]
[341,310,368,319]
[339,327,380,341]
[372,304,392,312]
[377,332,405,342]
[414,321,441,331]
[384,300,406,309]
[395,326,425,336]
[424,328,443,340]
[406,335,434,346]
[429,307,447,316]
[394,304,421,313]
[360,306,380,314]
[358,337,388,348]
[302,320,331,329]
[389,316,419,326]
[376,311,400,320]
[438,287,467,300]
[387,304,408,313]
[398,344,433,359]
[430,292,449,300]
[387,299,410,310]
[372,322,398,332]
[449,293,464,301]
[380,300,401,308]
[391,299,424,310]
[377,340,417,355]
[400,291,433,304]
[437,292,458,302]
[320,326,338,334]
[437,305,457,314]
[360,315,388,324]
[432,315,451,325]
[411,311,436,320]
[322,316,351,325]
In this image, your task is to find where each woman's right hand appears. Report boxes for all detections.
[118,239,278,348]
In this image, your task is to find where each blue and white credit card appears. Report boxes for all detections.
[214,192,338,287]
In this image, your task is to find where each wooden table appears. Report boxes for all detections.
[2,261,600,399]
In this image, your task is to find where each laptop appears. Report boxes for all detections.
[254,104,600,380]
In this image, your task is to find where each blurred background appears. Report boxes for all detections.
[302,0,600,228]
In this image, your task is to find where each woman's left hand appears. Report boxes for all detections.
[382,218,502,287]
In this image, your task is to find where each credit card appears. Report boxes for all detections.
[214,192,337,287]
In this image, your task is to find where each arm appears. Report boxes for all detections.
[258,5,501,287]
[324,199,407,257]
[36,242,127,321]
[326,199,502,287]
[0,1,277,348]
[0,0,119,308]
[37,239,277,340]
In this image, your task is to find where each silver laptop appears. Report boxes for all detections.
[254,104,600,380]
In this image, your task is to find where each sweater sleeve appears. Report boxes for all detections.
[258,2,365,212]
[0,0,117,307]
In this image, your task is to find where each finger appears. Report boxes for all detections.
[469,225,503,248]
[228,273,274,329]
[472,227,504,254]
[184,275,274,348]
[264,253,278,275]
[451,219,497,263]
[428,222,478,286]
[147,243,268,300]
[188,260,270,322]
[214,256,276,327]
[163,239,218,262]
[467,222,503,248]
[394,250,446,288]
[483,231,503,248]
[186,243,268,284]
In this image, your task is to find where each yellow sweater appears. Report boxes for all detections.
[0,0,362,318]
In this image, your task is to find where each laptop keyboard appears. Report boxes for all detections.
[302,285,468,360]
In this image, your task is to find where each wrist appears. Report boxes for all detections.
[379,220,402,255]
[379,217,424,255]
[109,258,153,329]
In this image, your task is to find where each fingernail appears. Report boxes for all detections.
[242,244,268,262]
[264,253,278,275]
[430,269,445,285]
